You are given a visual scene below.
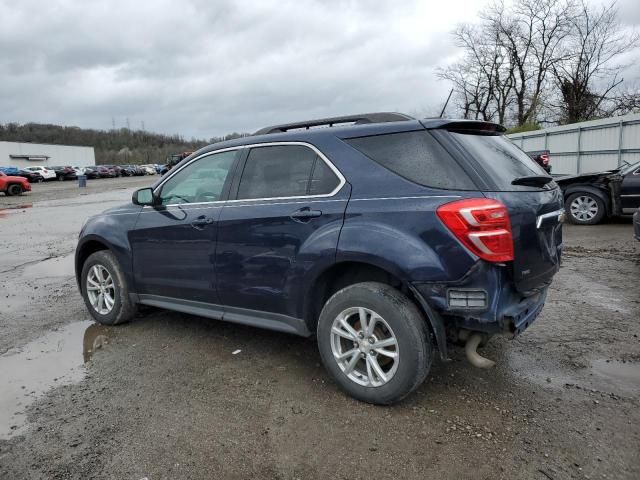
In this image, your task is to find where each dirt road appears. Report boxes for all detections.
[1,182,638,479]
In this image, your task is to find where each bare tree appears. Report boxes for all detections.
[488,0,574,125]
[552,1,639,123]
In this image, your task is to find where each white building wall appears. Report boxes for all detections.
[508,113,640,175]
[0,141,96,169]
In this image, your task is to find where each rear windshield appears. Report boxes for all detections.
[449,133,548,190]
[345,130,476,190]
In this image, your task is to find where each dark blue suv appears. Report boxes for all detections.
[75,113,563,404]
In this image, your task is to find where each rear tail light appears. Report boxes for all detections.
[436,198,514,262]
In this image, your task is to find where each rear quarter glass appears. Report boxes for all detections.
[344,130,477,190]
[448,133,553,192]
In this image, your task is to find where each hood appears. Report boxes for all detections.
[555,170,619,185]
[101,202,140,215]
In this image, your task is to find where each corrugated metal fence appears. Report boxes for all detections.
[507,113,640,175]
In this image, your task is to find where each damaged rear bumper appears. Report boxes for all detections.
[412,261,550,338]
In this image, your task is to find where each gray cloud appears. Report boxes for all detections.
[2,0,636,139]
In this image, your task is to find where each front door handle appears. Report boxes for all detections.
[191,216,214,230]
[290,207,322,223]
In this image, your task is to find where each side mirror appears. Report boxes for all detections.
[132,187,157,206]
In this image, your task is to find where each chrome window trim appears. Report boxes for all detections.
[228,141,346,203]
[152,141,346,208]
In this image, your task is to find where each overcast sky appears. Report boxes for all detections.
[1,0,638,139]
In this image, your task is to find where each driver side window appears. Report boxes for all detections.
[159,150,237,205]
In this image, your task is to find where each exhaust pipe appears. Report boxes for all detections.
[464,333,496,369]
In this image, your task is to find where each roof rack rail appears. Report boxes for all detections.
[253,112,414,135]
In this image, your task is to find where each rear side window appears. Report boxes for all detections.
[237,145,340,199]
[449,133,546,190]
[345,130,476,190]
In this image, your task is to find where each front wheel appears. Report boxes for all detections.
[566,192,606,225]
[80,250,136,325]
[317,282,432,405]
[6,184,23,196]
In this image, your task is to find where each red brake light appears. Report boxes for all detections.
[436,198,514,262]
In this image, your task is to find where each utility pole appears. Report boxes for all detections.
[111,117,116,130]
[126,117,131,130]
[141,120,145,132]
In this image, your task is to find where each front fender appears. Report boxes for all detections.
[75,208,141,290]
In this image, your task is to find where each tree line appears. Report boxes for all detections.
[0,122,248,165]
[438,0,640,129]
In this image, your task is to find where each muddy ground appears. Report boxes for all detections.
[0,181,638,480]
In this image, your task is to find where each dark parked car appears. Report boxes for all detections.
[95,166,116,178]
[555,161,640,225]
[16,169,45,183]
[75,113,563,404]
[82,168,101,179]
[527,149,551,173]
[50,165,78,181]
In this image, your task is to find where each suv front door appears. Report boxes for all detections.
[130,149,238,304]
[215,143,349,331]
[620,164,640,213]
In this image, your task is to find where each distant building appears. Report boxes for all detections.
[0,141,96,169]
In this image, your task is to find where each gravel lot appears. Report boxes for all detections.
[1,180,639,479]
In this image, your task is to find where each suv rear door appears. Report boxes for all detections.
[215,142,349,331]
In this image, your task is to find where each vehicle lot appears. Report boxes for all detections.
[1,182,639,479]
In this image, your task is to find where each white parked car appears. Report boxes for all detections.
[23,166,57,181]
[140,165,156,175]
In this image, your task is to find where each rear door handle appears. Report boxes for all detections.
[290,207,322,223]
[191,216,214,230]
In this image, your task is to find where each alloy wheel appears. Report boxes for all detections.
[86,265,115,315]
[330,307,399,387]
[570,195,598,222]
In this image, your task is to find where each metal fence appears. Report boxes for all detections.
[507,113,640,175]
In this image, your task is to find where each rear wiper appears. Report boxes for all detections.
[511,175,553,187]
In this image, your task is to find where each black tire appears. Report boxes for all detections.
[58,175,64,181]
[80,250,136,325]
[6,184,22,196]
[317,282,432,405]
[566,192,606,225]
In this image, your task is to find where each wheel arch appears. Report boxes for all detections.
[75,237,112,287]
[563,184,612,215]
[304,260,447,360]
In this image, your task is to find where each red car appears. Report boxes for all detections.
[0,171,32,196]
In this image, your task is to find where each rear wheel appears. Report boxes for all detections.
[317,282,432,405]
[80,250,136,325]
[566,192,605,225]
[6,184,23,196]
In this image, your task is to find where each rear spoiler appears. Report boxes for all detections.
[421,119,507,135]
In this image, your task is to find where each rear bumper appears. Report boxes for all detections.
[413,261,551,336]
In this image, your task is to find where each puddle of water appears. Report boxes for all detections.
[590,359,640,395]
[506,349,640,397]
[21,254,75,278]
[0,321,110,440]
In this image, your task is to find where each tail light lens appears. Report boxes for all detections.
[436,198,514,262]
